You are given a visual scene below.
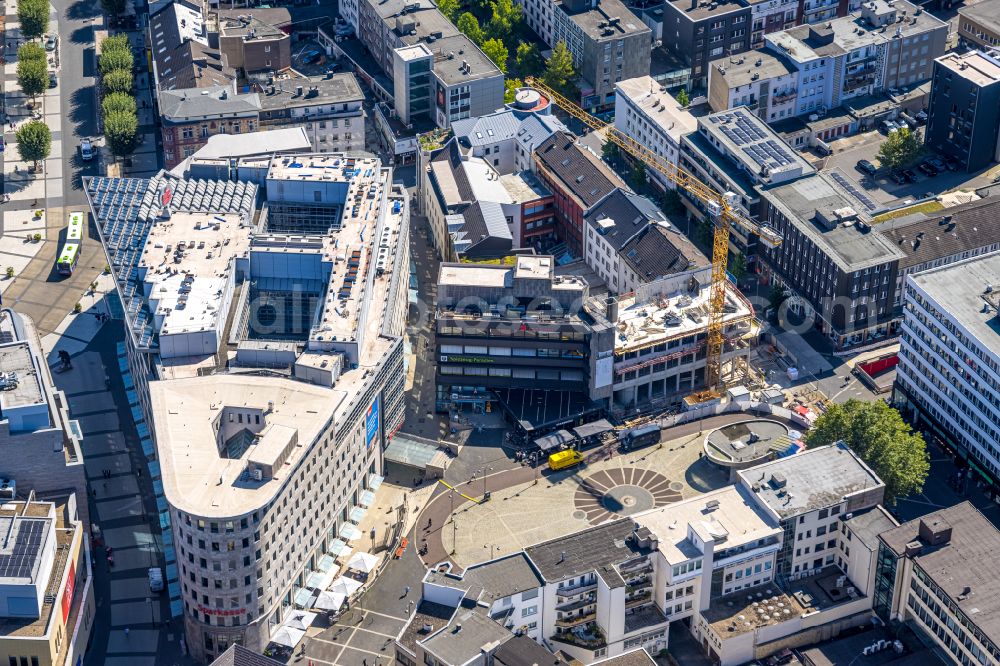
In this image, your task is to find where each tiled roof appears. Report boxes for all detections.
[621,224,693,280]
[585,188,663,252]
[158,86,261,121]
[150,1,235,90]
[535,132,625,209]
[883,196,1000,269]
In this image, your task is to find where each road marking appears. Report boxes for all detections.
[356,608,407,622]
[351,625,399,640]
[334,643,392,658]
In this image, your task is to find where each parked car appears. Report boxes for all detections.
[927,157,947,171]
[856,159,878,176]
[79,138,94,161]
[48,71,57,88]
[918,161,939,177]
[915,110,928,124]
[44,35,57,51]
[890,171,907,185]
[901,168,918,183]
[881,119,897,133]
[944,156,962,171]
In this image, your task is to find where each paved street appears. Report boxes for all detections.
[1,0,104,336]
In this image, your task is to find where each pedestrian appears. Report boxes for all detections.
[124,627,130,638]
[92,487,97,497]
[404,585,410,597]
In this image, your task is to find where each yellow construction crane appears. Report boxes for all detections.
[525,77,782,392]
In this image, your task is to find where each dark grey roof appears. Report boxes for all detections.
[515,114,567,153]
[738,443,884,520]
[210,645,283,666]
[621,224,696,281]
[150,1,234,90]
[158,86,261,122]
[421,605,512,665]
[399,601,457,655]
[883,197,1000,269]
[841,506,897,550]
[585,189,663,252]
[463,554,543,604]
[535,132,625,209]
[494,635,566,666]
[430,34,504,85]
[257,73,364,112]
[558,0,650,40]
[759,173,906,272]
[959,0,1000,36]
[454,201,512,255]
[879,502,1000,644]
[524,519,648,583]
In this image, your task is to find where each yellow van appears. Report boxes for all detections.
[548,449,584,471]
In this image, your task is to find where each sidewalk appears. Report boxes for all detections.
[0,0,65,292]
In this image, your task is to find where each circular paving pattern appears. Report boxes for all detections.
[574,468,683,525]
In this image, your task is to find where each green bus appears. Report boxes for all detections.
[57,212,85,275]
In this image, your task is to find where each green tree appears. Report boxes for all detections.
[481,38,508,74]
[660,188,683,215]
[437,0,459,21]
[18,41,46,63]
[728,252,747,281]
[99,47,134,77]
[102,69,134,95]
[456,12,484,46]
[877,127,923,170]
[15,120,51,169]
[504,77,524,104]
[487,0,522,39]
[602,141,619,163]
[18,0,49,40]
[629,161,647,190]
[101,34,132,54]
[16,52,47,103]
[515,43,542,77]
[102,91,137,118]
[768,283,788,310]
[676,88,690,107]
[807,400,929,505]
[542,40,575,94]
[100,0,128,16]
[105,111,139,158]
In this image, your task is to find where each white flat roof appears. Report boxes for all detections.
[150,374,346,517]
[139,210,251,337]
[633,485,781,564]
[267,154,379,183]
[616,76,698,144]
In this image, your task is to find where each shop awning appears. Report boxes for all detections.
[349,506,367,523]
[271,611,318,647]
[314,590,346,611]
[317,554,337,573]
[359,490,377,507]
[346,551,378,574]
[534,429,575,452]
[293,587,313,607]
[330,576,363,596]
[339,523,362,541]
[571,419,614,440]
[327,538,350,556]
[368,473,384,491]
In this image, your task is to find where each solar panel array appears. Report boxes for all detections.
[711,110,798,172]
[0,518,47,581]
[830,171,877,211]
[86,174,259,348]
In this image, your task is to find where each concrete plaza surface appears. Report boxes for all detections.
[441,429,729,568]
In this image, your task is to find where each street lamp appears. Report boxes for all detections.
[451,519,458,556]
[481,466,493,497]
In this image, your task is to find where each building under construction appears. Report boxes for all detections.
[604,266,756,412]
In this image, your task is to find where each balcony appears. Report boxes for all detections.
[551,623,606,649]
[556,594,597,613]
[626,576,652,592]
[556,611,597,628]
[625,591,653,608]
[557,581,597,598]
[771,90,797,104]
